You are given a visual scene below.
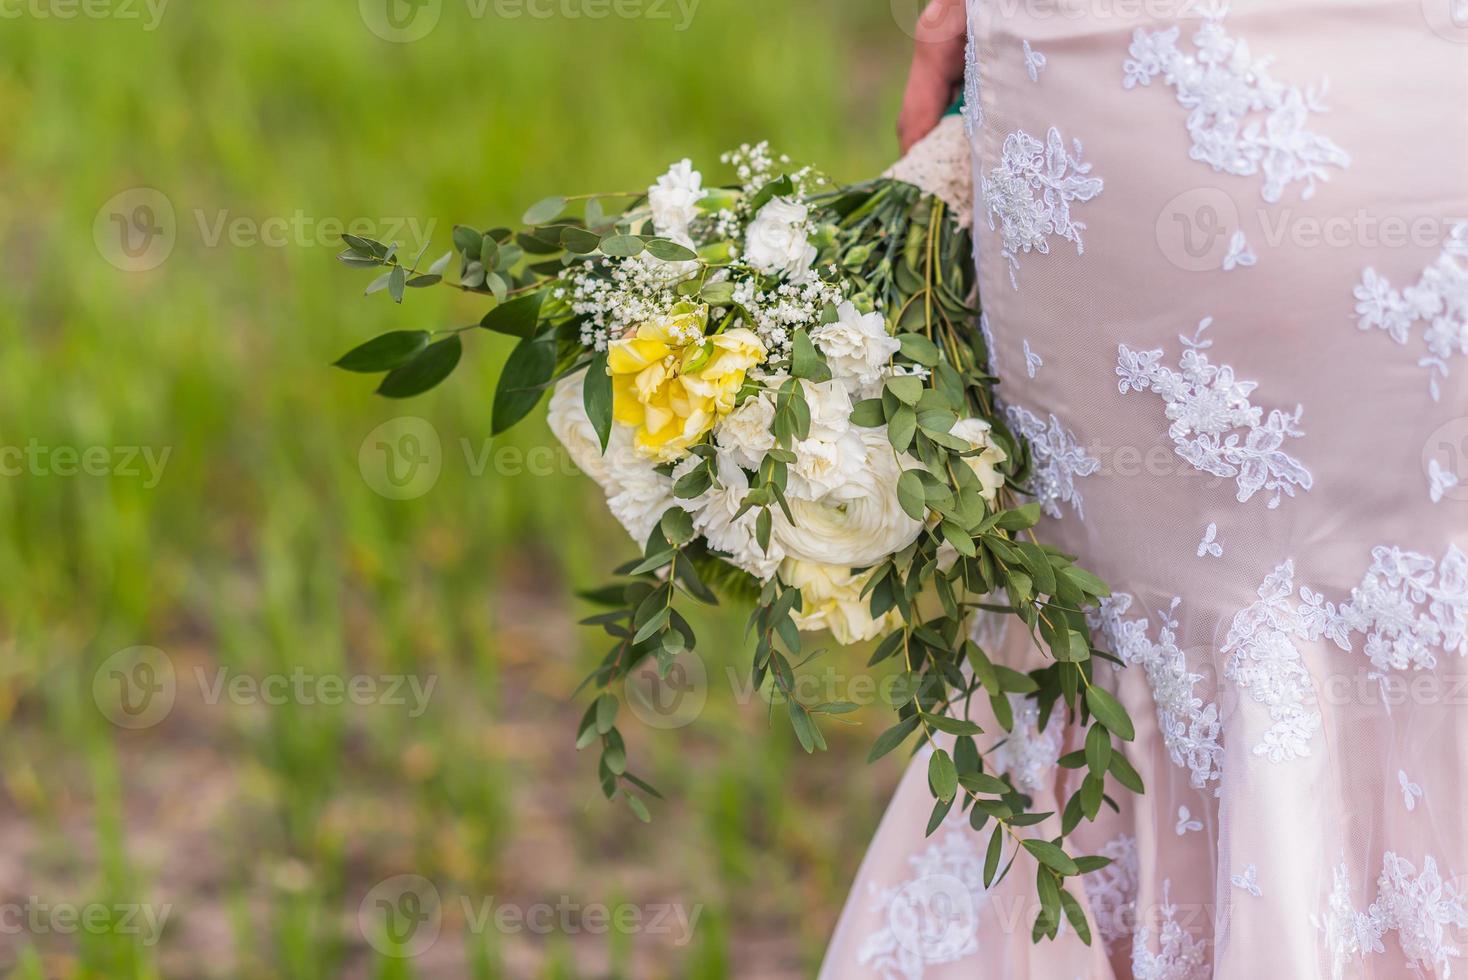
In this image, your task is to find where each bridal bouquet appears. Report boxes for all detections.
[332,121,1138,942]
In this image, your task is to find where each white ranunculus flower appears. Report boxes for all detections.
[691,457,784,581]
[547,371,614,489]
[605,448,677,544]
[788,430,867,502]
[781,559,900,645]
[949,417,1009,504]
[811,301,902,396]
[648,159,705,242]
[744,197,817,279]
[714,392,777,470]
[774,427,924,567]
[549,372,683,542]
[787,380,866,501]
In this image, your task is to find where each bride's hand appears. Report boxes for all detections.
[897,0,968,153]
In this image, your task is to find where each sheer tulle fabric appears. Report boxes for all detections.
[821,2,1468,977]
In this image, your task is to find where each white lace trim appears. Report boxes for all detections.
[1004,403,1100,520]
[1089,594,1225,792]
[1085,834,1140,949]
[1353,222,1468,402]
[981,126,1103,289]
[1122,8,1350,203]
[962,13,982,138]
[1117,317,1312,509]
[1315,853,1468,979]
[1131,880,1210,980]
[856,831,989,980]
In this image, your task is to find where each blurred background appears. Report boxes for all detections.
[0,1,922,976]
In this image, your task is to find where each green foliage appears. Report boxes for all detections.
[329,146,1142,944]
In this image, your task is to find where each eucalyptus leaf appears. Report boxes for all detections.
[375,335,462,398]
[334,330,430,373]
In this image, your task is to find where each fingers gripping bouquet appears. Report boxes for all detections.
[333,118,1139,943]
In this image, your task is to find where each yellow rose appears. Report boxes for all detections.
[607,306,766,462]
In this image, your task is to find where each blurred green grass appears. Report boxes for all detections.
[0,2,914,976]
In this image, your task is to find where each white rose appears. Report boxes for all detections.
[781,559,899,645]
[714,392,777,470]
[744,197,817,279]
[690,457,784,581]
[774,427,924,567]
[547,371,614,489]
[648,159,705,242]
[811,301,902,396]
[949,417,1009,504]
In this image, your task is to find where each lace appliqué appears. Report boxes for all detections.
[1316,854,1468,979]
[989,694,1062,795]
[1221,560,1323,763]
[1131,880,1210,980]
[1224,545,1468,761]
[1004,403,1100,520]
[1085,834,1140,949]
[1197,523,1222,559]
[1022,40,1046,83]
[981,126,1103,289]
[1353,223,1468,402]
[1339,545,1468,673]
[1117,317,1312,509]
[856,831,989,980]
[1430,459,1461,503]
[1231,864,1262,897]
[1089,594,1224,792]
[1223,230,1256,272]
[1175,806,1203,835]
[1123,11,1350,204]
[1399,770,1424,812]
[1023,339,1043,378]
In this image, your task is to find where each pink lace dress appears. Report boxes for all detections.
[820,2,1468,977]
